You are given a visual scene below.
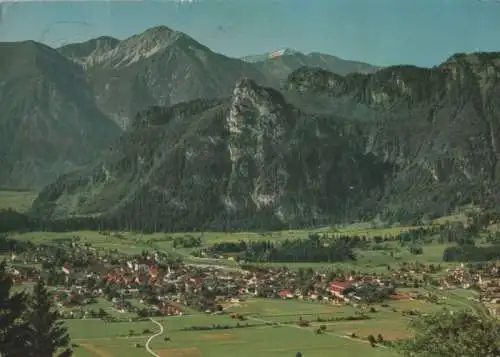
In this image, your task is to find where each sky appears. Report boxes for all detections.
[0,0,499,67]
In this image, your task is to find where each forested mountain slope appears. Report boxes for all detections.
[31,52,500,231]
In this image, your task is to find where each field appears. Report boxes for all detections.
[8,228,455,273]
[0,190,38,212]
[63,293,481,357]
[10,230,163,256]
[66,301,397,357]
[0,190,492,357]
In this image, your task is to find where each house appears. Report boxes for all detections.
[329,281,354,299]
[279,290,294,299]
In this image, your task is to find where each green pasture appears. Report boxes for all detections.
[67,319,156,357]
[9,230,167,255]
[1,188,480,269]
[246,241,453,273]
[150,322,398,357]
[63,288,476,357]
[0,190,38,212]
[66,319,157,340]
[6,228,454,272]
[224,298,359,317]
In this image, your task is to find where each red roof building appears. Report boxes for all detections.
[329,281,354,296]
[279,290,293,299]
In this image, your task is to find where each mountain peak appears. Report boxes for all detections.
[439,51,500,71]
[268,48,301,59]
[61,25,189,70]
[141,25,177,38]
[233,77,285,103]
[231,77,289,122]
[122,25,189,56]
[132,25,183,43]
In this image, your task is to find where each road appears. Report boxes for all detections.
[145,318,164,357]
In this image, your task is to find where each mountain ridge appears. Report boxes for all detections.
[30,50,500,231]
[241,48,380,87]
[58,25,270,130]
[0,40,121,189]
[0,25,383,189]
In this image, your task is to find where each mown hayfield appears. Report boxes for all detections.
[8,228,454,273]
[151,316,400,357]
[64,290,476,357]
[248,241,453,273]
[64,298,410,357]
[75,341,153,357]
[67,319,158,357]
[224,298,358,317]
[66,319,158,340]
[9,230,165,255]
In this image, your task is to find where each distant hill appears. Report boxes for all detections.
[0,41,120,189]
[241,48,302,63]
[31,52,500,231]
[241,48,380,86]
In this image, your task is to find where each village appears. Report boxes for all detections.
[3,236,500,321]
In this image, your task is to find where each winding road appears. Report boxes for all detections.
[145,318,164,357]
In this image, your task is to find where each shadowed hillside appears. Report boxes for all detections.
[29,52,500,231]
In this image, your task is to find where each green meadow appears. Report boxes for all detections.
[0,189,38,212]
[0,190,491,357]
[64,293,478,357]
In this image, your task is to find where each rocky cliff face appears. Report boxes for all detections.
[32,52,500,230]
[32,77,392,231]
[285,52,500,221]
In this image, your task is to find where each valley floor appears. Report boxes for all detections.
[2,190,498,357]
[62,292,480,357]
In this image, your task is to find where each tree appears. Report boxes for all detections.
[402,309,500,357]
[23,278,72,357]
[0,261,31,357]
[367,334,376,347]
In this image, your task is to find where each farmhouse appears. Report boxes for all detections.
[279,289,294,299]
[329,281,354,300]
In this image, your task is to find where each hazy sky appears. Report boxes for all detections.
[0,0,499,67]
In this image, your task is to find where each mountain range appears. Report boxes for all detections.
[241,48,379,87]
[0,26,378,190]
[30,50,500,232]
[3,25,500,232]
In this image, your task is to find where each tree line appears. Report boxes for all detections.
[442,244,500,262]
[204,234,357,262]
[0,262,72,357]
